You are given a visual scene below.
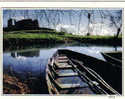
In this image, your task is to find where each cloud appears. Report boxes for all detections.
[56,24,76,34]
[56,23,117,36]
[91,23,117,36]
[11,16,25,21]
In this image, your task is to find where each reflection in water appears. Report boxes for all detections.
[4,44,122,78]
[4,49,57,77]
[3,44,122,94]
[113,45,119,51]
[3,48,57,94]
[11,50,40,58]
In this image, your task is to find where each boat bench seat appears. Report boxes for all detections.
[57,72,78,77]
[48,70,89,91]
[58,56,68,60]
[57,59,69,63]
[58,83,88,89]
[54,61,72,69]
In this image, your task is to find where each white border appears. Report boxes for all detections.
[0,2,124,99]
[0,2,125,8]
[1,0,125,2]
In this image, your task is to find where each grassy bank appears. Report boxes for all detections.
[3,30,122,51]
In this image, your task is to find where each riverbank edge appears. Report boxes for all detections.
[4,37,122,51]
[3,74,30,94]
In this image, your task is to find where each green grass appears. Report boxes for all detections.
[4,30,122,41]
[4,33,63,40]
[3,30,122,51]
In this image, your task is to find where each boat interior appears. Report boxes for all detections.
[46,49,122,95]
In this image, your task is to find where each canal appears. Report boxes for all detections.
[3,43,122,94]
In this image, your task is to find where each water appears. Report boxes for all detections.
[3,43,122,94]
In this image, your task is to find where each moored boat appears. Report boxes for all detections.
[46,49,122,95]
[101,51,122,66]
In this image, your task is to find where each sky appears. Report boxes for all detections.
[3,9,122,36]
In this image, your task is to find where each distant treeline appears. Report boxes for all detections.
[3,27,55,32]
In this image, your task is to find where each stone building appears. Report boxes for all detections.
[5,18,39,31]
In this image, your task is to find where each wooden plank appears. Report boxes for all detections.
[54,61,72,69]
[58,56,68,60]
[59,83,88,89]
[48,64,76,78]
[57,72,78,77]
[59,87,94,94]
[59,54,67,57]
[57,59,68,63]
[48,71,89,90]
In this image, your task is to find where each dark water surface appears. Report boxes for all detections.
[3,43,122,94]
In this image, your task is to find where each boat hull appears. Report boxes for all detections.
[101,51,122,66]
[46,49,122,95]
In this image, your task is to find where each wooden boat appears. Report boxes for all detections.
[46,49,122,95]
[101,51,122,66]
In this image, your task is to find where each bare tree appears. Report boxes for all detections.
[107,10,122,38]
